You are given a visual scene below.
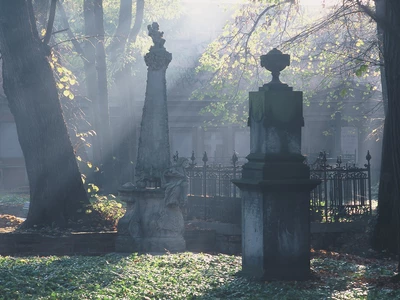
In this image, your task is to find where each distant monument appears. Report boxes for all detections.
[135,22,172,186]
[116,23,186,253]
[233,48,320,281]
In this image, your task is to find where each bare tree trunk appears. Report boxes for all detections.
[83,0,101,167]
[0,0,89,228]
[110,0,144,184]
[382,0,400,272]
[375,0,388,115]
[371,0,397,252]
[82,0,114,191]
[93,0,114,191]
[373,0,400,263]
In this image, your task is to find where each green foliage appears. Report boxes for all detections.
[194,1,381,126]
[50,52,77,100]
[57,0,183,88]
[0,252,398,299]
[89,194,125,224]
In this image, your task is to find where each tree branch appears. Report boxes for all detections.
[355,0,400,42]
[244,3,279,57]
[107,0,132,56]
[128,0,144,44]
[57,0,87,60]
[43,0,57,45]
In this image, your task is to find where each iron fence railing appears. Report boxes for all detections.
[175,150,372,223]
[309,151,372,222]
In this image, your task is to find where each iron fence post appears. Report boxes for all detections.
[323,151,328,222]
[202,151,208,219]
[366,150,372,214]
[189,150,196,196]
[232,152,238,198]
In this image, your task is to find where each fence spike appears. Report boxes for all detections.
[337,156,342,166]
[189,150,197,168]
[366,150,371,162]
[232,151,238,165]
[191,150,196,162]
[202,151,208,164]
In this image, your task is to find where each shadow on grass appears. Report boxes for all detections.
[0,253,129,299]
[193,266,400,300]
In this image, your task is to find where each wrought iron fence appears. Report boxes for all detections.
[309,151,372,222]
[175,150,372,223]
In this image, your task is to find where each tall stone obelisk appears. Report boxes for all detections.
[116,23,185,253]
[135,22,172,185]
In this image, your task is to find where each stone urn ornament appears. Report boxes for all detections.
[261,48,290,87]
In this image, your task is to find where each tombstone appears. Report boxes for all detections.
[233,48,320,281]
[116,23,186,253]
[341,126,358,161]
[333,111,342,158]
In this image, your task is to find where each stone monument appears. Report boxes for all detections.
[233,48,321,281]
[116,23,186,253]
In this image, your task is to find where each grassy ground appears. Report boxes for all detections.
[0,194,29,206]
[0,251,399,300]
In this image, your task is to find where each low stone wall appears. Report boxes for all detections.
[0,232,117,256]
[184,230,216,253]
[186,221,241,255]
[0,221,368,256]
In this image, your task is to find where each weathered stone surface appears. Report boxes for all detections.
[135,22,172,185]
[233,49,321,281]
[117,23,185,253]
[116,188,185,253]
[241,190,263,278]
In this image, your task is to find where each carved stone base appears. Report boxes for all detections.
[116,186,186,253]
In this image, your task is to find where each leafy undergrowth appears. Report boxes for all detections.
[0,194,126,233]
[0,251,399,300]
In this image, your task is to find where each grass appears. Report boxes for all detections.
[0,251,399,300]
[0,194,29,206]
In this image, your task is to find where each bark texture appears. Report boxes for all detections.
[373,0,400,254]
[0,0,89,228]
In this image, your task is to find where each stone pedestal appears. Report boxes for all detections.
[236,171,319,280]
[233,49,320,281]
[116,23,185,253]
[116,184,185,253]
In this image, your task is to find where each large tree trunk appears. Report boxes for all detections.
[0,0,90,228]
[371,0,397,252]
[373,0,400,260]
[382,0,400,269]
[372,110,397,251]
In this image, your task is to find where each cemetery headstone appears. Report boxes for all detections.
[116,23,186,253]
[233,48,320,281]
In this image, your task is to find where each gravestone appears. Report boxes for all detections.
[116,23,186,253]
[233,48,320,281]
